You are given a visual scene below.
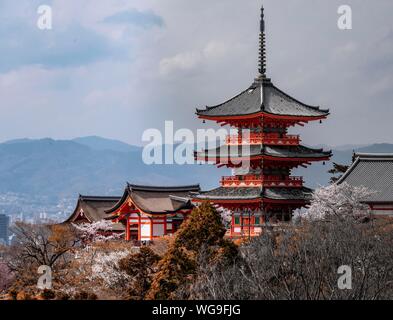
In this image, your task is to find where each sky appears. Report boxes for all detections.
[1,0,393,147]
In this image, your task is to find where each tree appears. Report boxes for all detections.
[305,182,374,221]
[189,215,393,300]
[59,241,136,300]
[5,222,79,293]
[0,262,13,293]
[328,162,349,183]
[146,202,237,300]
[72,220,124,243]
[118,247,161,299]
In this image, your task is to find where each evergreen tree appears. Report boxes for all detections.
[328,162,349,183]
[146,202,237,300]
[119,247,161,300]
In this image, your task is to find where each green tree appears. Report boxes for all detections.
[119,247,161,300]
[328,162,349,183]
[146,202,237,300]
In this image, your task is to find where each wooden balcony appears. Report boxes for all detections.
[225,133,300,146]
[220,175,303,188]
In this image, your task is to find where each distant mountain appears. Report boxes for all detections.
[1,136,393,217]
[72,136,141,153]
[0,137,227,202]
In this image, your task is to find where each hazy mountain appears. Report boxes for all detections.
[0,137,227,202]
[72,136,141,153]
[1,136,393,217]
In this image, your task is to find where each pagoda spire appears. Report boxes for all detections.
[258,5,267,77]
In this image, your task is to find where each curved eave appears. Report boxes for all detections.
[65,197,94,223]
[197,111,329,122]
[193,197,308,205]
[105,188,130,215]
[195,154,332,163]
[105,188,195,216]
[193,198,262,204]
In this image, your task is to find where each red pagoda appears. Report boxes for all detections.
[193,6,332,237]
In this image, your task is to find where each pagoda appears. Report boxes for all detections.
[193,5,332,237]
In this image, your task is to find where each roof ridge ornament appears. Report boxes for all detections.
[258,5,267,78]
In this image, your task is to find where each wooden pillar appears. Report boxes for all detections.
[164,216,167,236]
[125,216,130,241]
[137,214,141,241]
[231,213,234,238]
[150,217,154,241]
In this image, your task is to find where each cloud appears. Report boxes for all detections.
[159,41,228,76]
[1,0,393,149]
[102,9,164,28]
[0,25,123,72]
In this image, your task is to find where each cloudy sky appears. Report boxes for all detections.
[0,0,393,147]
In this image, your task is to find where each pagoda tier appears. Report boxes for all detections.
[193,186,312,237]
[195,144,332,169]
[193,186,313,204]
[226,132,301,146]
[220,175,304,188]
[196,78,329,128]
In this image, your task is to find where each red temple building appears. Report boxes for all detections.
[193,6,332,237]
[105,184,200,241]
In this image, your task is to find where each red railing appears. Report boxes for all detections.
[221,175,303,188]
[225,133,300,146]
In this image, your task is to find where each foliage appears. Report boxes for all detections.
[60,241,136,299]
[306,182,374,221]
[189,216,393,300]
[328,162,350,183]
[0,262,14,293]
[72,220,124,243]
[8,222,79,270]
[146,202,238,300]
[4,222,79,293]
[118,247,161,299]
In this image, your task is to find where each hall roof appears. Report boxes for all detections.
[337,153,393,203]
[106,184,201,215]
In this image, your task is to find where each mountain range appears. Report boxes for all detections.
[1,136,393,218]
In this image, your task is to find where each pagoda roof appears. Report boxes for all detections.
[337,153,393,203]
[193,186,313,202]
[195,144,332,161]
[65,195,124,231]
[106,183,200,215]
[196,78,329,119]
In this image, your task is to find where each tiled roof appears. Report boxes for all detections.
[264,187,313,201]
[65,196,124,231]
[106,184,200,214]
[196,78,329,118]
[338,153,393,203]
[194,186,313,201]
[194,187,262,201]
[195,144,332,160]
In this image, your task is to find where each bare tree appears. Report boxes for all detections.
[4,222,80,293]
[189,217,393,300]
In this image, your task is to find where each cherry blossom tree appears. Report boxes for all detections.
[305,182,375,221]
[73,220,124,243]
